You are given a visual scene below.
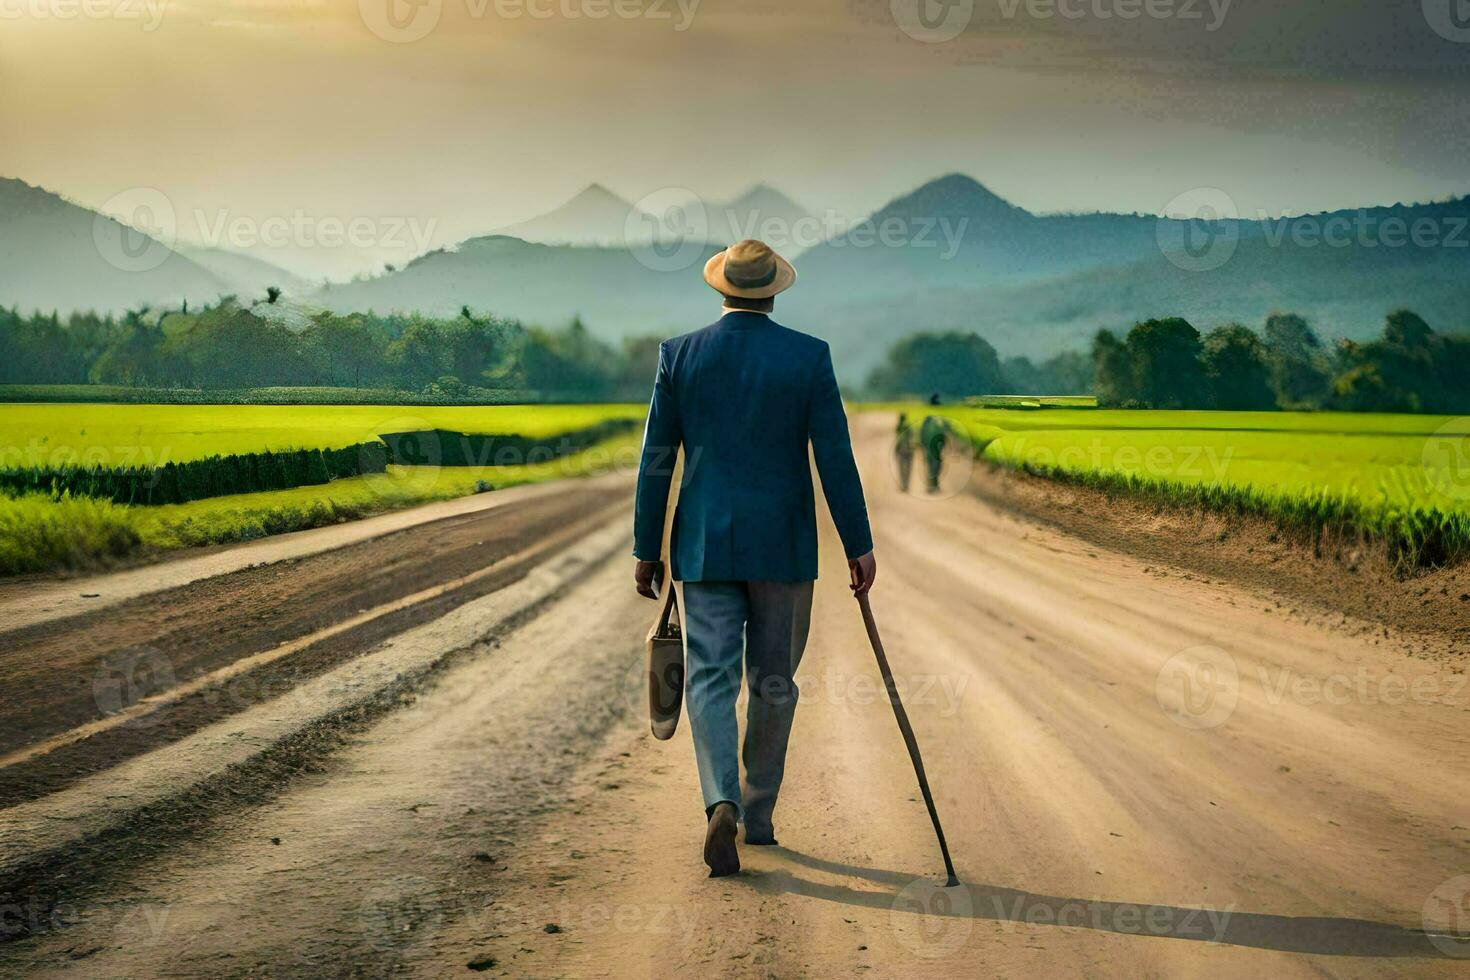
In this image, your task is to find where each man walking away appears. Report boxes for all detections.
[632,239,876,878]
[920,414,950,493]
[894,412,916,492]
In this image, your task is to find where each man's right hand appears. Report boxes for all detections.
[634,559,664,599]
[848,551,877,597]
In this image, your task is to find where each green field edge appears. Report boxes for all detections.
[864,403,1470,573]
[0,431,643,578]
[0,385,550,406]
[995,454,1469,572]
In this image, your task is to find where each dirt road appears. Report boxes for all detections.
[2,419,1466,977]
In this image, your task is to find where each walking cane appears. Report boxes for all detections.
[855,589,961,888]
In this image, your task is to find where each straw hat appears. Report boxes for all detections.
[703,239,796,299]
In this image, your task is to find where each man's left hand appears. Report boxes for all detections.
[634,560,663,599]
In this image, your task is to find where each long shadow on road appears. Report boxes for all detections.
[741,848,1462,960]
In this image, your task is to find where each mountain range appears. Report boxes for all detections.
[0,178,229,316]
[4,174,1468,376]
[489,183,815,250]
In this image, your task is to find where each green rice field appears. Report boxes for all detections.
[0,403,647,469]
[909,404,1470,569]
[0,403,646,575]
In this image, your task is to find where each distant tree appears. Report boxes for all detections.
[265,286,282,305]
[1092,330,1135,407]
[168,301,305,388]
[386,319,449,388]
[446,307,511,385]
[89,308,189,387]
[1384,309,1433,350]
[1203,324,1275,410]
[867,331,1006,399]
[1038,350,1094,395]
[302,313,388,387]
[518,317,620,399]
[1002,351,1093,395]
[1000,356,1042,394]
[1330,361,1402,413]
[1263,313,1329,409]
[1327,309,1468,413]
[1434,335,1470,413]
[1126,318,1207,409]
[0,309,91,384]
[617,335,665,401]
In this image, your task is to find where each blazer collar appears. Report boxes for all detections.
[718,310,772,328]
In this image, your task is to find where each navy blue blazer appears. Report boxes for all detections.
[633,311,873,582]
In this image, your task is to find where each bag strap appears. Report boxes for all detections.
[656,581,679,632]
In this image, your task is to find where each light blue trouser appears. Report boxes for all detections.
[677,580,814,831]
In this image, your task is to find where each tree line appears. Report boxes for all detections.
[0,300,661,401]
[866,310,1468,413]
[1092,311,1469,412]
[6,298,1465,413]
[866,333,1090,400]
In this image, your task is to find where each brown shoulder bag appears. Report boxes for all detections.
[645,583,685,741]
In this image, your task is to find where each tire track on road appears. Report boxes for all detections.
[0,484,626,809]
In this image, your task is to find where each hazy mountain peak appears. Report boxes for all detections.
[567,182,632,207]
[708,184,813,249]
[0,175,235,315]
[877,172,1031,222]
[493,183,646,246]
[724,183,804,213]
[0,176,75,218]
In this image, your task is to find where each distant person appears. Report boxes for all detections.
[920,414,952,493]
[633,239,875,878]
[929,392,942,406]
[894,412,916,491]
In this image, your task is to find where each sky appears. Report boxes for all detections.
[2,0,1468,279]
